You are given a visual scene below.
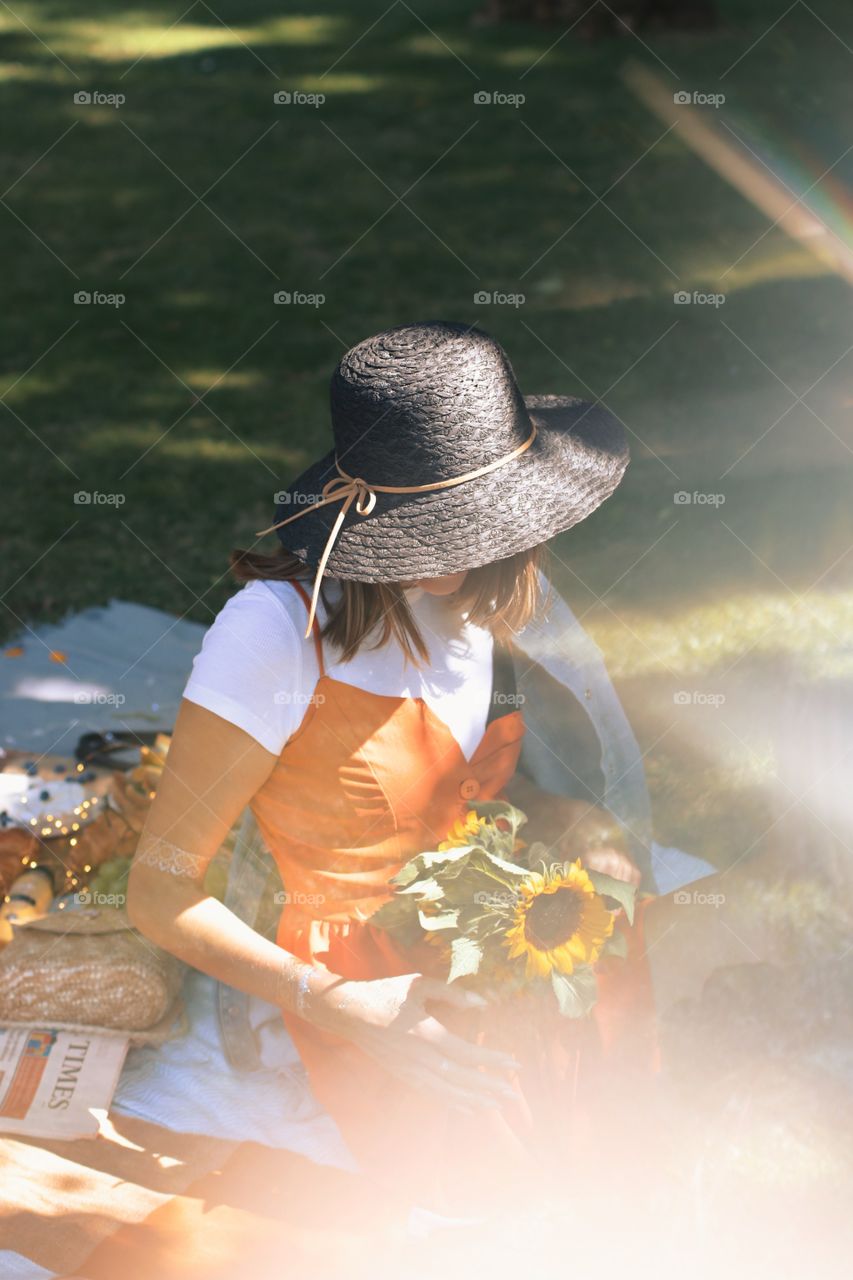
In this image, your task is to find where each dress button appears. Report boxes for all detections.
[459,777,480,801]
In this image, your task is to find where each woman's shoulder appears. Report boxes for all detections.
[180,578,319,755]
[223,577,313,630]
[191,577,323,681]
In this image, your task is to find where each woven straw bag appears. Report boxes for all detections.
[0,907,186,1044]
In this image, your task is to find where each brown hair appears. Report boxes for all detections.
[229,543,550,664]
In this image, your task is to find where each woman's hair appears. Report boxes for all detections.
[229,542,550,663]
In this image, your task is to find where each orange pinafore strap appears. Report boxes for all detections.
[289,580,326,676]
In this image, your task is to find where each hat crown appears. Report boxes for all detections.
[329,322,531,486]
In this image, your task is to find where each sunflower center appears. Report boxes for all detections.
[524,886,585,952]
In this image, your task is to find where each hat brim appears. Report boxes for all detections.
[269,395,628,582]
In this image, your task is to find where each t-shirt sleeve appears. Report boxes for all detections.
[181,582,306,755]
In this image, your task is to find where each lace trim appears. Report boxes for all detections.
[134,831,205,881]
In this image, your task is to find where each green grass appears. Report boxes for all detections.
[2,0,852,859]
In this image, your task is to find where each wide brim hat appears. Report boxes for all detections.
[259,322,628,603]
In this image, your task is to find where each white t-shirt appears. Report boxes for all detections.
[182,579,496,762]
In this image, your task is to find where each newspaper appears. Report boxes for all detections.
[0,1025,129,1139]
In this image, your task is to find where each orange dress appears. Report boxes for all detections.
[250,582,658,1211]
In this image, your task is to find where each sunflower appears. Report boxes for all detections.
[438,809,484,850]
[504,860,614,978]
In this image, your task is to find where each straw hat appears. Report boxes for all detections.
[258,321,629,630]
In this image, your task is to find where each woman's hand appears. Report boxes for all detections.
[543,806,641,885]
[307,972,520,1112]
[504,775,641,886]
[580,846,642,887]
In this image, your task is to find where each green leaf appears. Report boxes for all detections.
[395,877,444,902]
[602,928,628,959]
[551,967,598,1018]
[470,799,527,831]
[372,831,532,955]
[462,847,528,883]
[370,894,414,928]
[417,907,460,932]
[586,870,637,924]
[368,896,425,948]
[430,849,526,914]
[448,934,483,982]
[469,800,528,858]
[390,861,421,889]
[389,845,474,887]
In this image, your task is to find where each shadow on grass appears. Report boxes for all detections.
[2,0,852,862]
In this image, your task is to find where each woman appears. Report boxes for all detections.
[126,322,761,1217]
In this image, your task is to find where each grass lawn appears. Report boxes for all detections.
[2,0,852,861]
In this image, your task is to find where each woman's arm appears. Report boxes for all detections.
[126,698,322,1011]
[128,698,518,1109]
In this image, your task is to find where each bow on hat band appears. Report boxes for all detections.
[256,424,538,638]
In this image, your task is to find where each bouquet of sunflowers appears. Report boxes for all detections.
[371,801,637,1017]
